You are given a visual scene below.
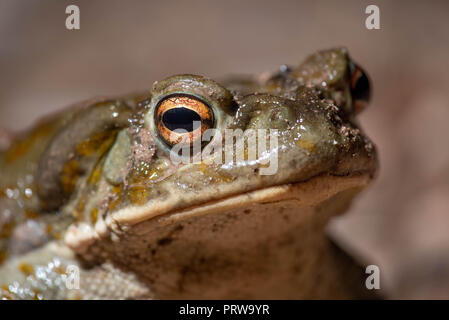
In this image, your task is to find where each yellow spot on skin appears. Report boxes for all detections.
[45,224,61,240]
[0,251,6,264]
[198,162,233,182]
[97,133,117,156]
[61,160,80,194]
[108,185,123,211]
[130,160,168,184]
[25,210,39,220]
[198,162,209,175]
[90,207,99,224]
[243,147,250,161]
[54,265,66,275]
[0,221,14,239]
[73,199,85,221]
[33,291,42,300]
[18,262,34,275]
[76,132,114,157]
[128,184,150,206]
[87,162,103,186]
[125,161,171,207]
[296,139,317,153]
[5,122,55,163]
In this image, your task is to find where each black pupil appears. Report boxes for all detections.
[162,108,201,132]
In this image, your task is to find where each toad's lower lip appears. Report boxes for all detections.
[107,172,372,232]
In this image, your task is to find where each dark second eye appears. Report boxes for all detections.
[155,95,214,146]
[349,62,371,114]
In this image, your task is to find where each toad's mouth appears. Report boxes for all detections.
[106,172,372,233]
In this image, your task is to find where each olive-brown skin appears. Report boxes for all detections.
[0,48,376,299]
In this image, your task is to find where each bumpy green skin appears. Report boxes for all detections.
[0,48,376,299]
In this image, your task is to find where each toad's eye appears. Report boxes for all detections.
[349,62,371,114]
[155,95,214,146]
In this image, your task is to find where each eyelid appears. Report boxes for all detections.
[156,95,213,123]
[150,75,236,115]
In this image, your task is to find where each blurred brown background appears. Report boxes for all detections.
[1,0,449,298]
